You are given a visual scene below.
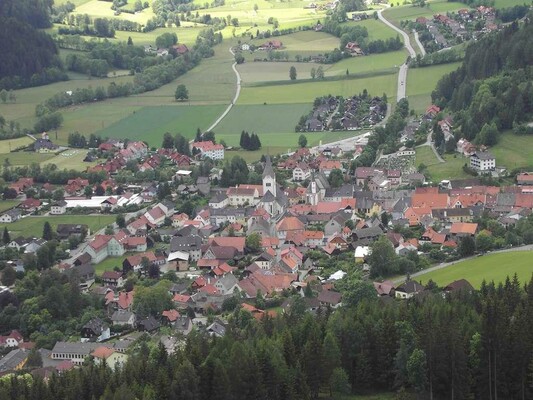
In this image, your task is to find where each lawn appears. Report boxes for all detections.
[0,152,56,166]
[0,215,115,239]
[238,73,398,105]
[347,18,401,42]
[416,251,533,288]
[93,254,131,276]
[41,149,98,171]
[491,132,533,171]
[415,146,440,168]
[0,201,20,214]
[427,153,470,182]
[406,62,462,114]
[97,105,227,145]
[0,137,33,153]
[326,50,406,77]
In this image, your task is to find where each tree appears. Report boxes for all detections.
[127,36,133,45]
[458,236,476,257]
[254,3,258,11]
[84,186,93,198]
[0,89,7,104]
[368,235,398,278]
[328,169,344,188]
[407,348,428,397]
[162,132,174,149]
[42,221,53,240]
[245,232,261,253]
[298,134,307,148]
[116,214,126,228]
[475,231,494,252]
[175,84,189,101]
[1,265,16,286]
[25,347,43,368]
[289,66,297,80]
[330,367,351,397]
[2,227,10,245]
[310,67,316,79]
[316,66,324,79]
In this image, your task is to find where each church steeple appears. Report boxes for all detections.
[262,155,276,197]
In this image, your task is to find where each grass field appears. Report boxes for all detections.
[491,132,533,171]
[347,18,401,42]
[383,1,467,26]
[327,50,405,76]
[406,62,462,114]
[416,147,470,182]
[0,215,115,239]
[238,73,398,104]
[97,105,226,145]
[415,146,440,168]
[0,152,56,166]
[41,149,97,171]
[416,251,533,288]
[0,137,33,153]
[494,0,532,8]
[0,201,20,214]
[93,254,131,276]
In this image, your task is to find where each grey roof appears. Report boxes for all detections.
[82,318,107,335]
[324,184,354,198]
[353,226,383,239]
[70,263,95,278]
[209,192,228,203]
[262,191,276,202]
[396,280,425,294]
[51,341,101,356]
[174,316,192,332]
[169,235,202,252]
[111,310,135,322]
[262,155,275,179]
[207,321,226,337]
[0,349,27,372]
[472,151,494,160]
[138,316,160,332]
[216,274,239,291]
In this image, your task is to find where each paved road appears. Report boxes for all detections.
[377,9,416,101]
[205,47,242,132]
[416,130,445,162]
[413,30,426,57]
[392,245,533,284]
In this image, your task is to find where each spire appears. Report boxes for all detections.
[262,155,274,179]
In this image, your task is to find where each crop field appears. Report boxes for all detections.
[491,132,533,171]
[272,31,340,52]
[114,26,206,47]
[215,103,312,137]
[0,215,115,239]
[383,1,467,26]
[0,152,56,166]
[406,62,461,114]
[41,149,97,171]
[238,73,398,105]
[416,251,533,288]
[97,105,226,145]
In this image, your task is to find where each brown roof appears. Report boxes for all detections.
[450,222,478,235]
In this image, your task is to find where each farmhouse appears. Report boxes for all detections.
[470,151,495,172]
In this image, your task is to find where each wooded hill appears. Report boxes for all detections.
[431,20,533,145]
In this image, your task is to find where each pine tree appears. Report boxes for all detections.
[2,227,10,244]
[42,221,53,240]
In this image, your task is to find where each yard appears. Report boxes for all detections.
[41,149,98,171]
[416,251,533,288]
[0,201,20,214]
[0,215,115,239]
[238,73,398,105]
[406,62,462,114]
[97,105,227,146]
[415,147,471,182]
[490,132,533,171]
[93,254,131,276]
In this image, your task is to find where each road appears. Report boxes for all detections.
[413,30,426,57]
[392,245,533,284]
[377,9,416,101]
[205,47,242,132]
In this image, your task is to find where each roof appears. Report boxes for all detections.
[317,289,342,305]
[91,346,115,359]
[373,280,395,296]
[276,216,305,232]
[263,155,275,179]
[450,222,478,235]
[472,151,494,160]
[162,309,180,322]
[396,280,425,294]
[111,310,134,322]
[444,279,474,292]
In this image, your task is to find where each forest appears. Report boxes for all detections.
[431,21,533,145]
[1,273,533,400]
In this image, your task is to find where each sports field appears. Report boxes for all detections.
[41,149,98,171]
[406,62,462,114]
[0,215,115,239]
[416,251,533,288]
[238,73,397,105]
[97,105,227,146]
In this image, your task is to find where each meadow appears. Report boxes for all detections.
[383,1,467,26]
[416,251,533,288]
[406,62,462,114]
[0,201,20,214]
[0,137,33,153]
[415,147,470,182]
[0,152,55,166]
[0,215,115,239]
[41,149,98,171]
[490,132,533,171]
[93,254,132,276]
[347,18,401,42]
[238,73,398,105]
[97,105,227,146]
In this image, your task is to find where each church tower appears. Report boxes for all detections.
[262,155,276,197]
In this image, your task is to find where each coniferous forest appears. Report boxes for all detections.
[1,275,533,400]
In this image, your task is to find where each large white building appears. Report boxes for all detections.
[470,151,495,172]
[192,141,225,160]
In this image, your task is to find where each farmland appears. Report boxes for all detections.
[406,62,462,114]
[97,105,227,146]
[0,152,55,167]
[347,18,401,42]
[0,137,33,153]
[382,1,467,26]
[0,215,115,239]
[416,251,533,288]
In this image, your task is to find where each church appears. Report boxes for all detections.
[258,156,288,217]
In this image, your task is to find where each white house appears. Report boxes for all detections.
[470,151,495,172]
[0,209,21,223]
[50,200,67,215]
[192,141,225,160]
[293,162,311,181]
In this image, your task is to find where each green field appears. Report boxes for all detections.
[383,1,467,26]
[41,149,97,171]
[0,215,115,238]
[0,152,56,166]
[416,251,533,288]
[347,18,401,42]
[416,147,470,182]
[494,0,532,8]
[327,50,405,76]
[0,201,20,214]
[491,132,533,171]
[0,137,33,153]
[93,254,131,276]
[239,74,398,105]
[406,62,462,114]
[97,105,226,145]
[415,146,440,168]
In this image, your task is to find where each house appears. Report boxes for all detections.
[0,349,28,373]
[444,279,474,294]
[51,200,67,215]
[137,316,161,332]
[19,198,41,212]
[34,138,58,153]
[317,289,342,308]
[354,246,370,263]
[0,330,24,348]
[293,162,311,182]
[91,346,128,370]
[172,43,189,55]
[68,263,96,291]
[0,209,21,223]
[214,274,240,295]
[169,235,203,262]
[395,281,425,299]
[110,310,136,327]
[161,309,180,325]
[425,104,440,119]
[206,320,226,337]
[81,318,110,342]
[101,271,124,287]
[191,141,225,160]
[56,224,88,240]
[373,280,395,296]
[470,151,495,172]
[174,316,193,335]
[449,222,478,237]
[51,342,103,366]
[517,172,533,186]
[209,193,228,209]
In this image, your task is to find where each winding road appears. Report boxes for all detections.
[377,9,416,101]
[205,47,242,133]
